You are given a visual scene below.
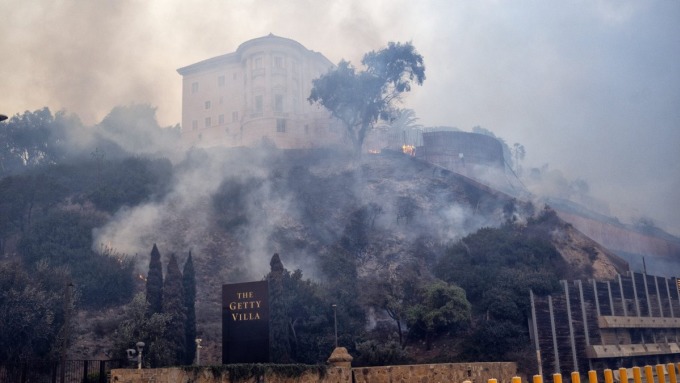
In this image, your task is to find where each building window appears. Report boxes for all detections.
[304,124,309,134]
[252,57,265,78]
[191,82,199,94]
[272,55,286,76]
[205,100,211,109]
[292,61,299,80]
[276,119,286,133]
[204,117,211,128]
[198,133,203,140]
[218,114,225,125]
[232,111,238,122]
[255,95,263,114]
[233,73,238,80]
[274,94,284,113]
[218,75,225,87]
[192,120,198,130]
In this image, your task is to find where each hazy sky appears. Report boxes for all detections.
[1,0,679,235]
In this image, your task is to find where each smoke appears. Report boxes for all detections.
[2,0,678,236]
[88,142,512,284]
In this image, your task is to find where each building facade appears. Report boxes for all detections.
[531,273,680,374]
[177,34,343,149]
[415,131,505,172]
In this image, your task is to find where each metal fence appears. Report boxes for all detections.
[0,359,126,383]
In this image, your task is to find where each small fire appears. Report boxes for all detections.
[402,145,416,156]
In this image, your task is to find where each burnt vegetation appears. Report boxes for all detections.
[0,102,604,369]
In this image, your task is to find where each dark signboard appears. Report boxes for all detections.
[222,280,269,364]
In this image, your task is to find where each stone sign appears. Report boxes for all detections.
[222,280,269,363]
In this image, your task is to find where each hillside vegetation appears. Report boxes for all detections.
[0,107,626,372]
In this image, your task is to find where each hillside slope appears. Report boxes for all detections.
[77,148,627,362]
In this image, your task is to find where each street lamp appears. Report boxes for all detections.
[195,338,203,365]
[135,342,145,369]
[332,304,338,348]
[60,282,74,383]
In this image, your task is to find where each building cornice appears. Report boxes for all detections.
[177,34,333,76]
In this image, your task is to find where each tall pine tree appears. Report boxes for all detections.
[145,244,163,317]
[268,253,291,363]
[182,252,197,365]
[163,254,186,365]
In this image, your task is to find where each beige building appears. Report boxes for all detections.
[177,34,344,149]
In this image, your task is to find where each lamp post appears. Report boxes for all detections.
[332,304,338,348]
[135,342,145,369]
[60,281,74,383]
[195,338,202,365]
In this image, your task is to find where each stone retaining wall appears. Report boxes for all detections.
[353,362,517,383]
[111,361,515,383]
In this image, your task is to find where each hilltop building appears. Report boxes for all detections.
[415,130,505,172]
[177,34,343,149]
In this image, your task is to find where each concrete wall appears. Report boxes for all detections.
[111,361,516,383]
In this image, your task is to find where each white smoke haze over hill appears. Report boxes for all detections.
[1,0,679,236]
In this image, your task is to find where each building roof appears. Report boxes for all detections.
[176,33,331,76]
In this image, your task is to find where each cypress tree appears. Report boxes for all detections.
[145,243,163,316]
[182,252,197,365]
[163,253,186,365]
[268,253,291,363]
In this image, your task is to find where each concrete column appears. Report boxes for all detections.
[632,273,641,317]
[548,295,560,373]
[665,277,675,318]
[563,281,579,372]
[618,274,628,317]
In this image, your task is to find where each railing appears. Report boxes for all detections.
[0,359,126,383]
[489,364,680,383]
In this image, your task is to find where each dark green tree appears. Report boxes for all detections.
[163,254,186,366]
[112,293,172,367]
[406,280,471,350]
[0,108,67,176]
[433,211,568,361]
[18,209,133,308]
[97,103,180,154]
[361,262,421,348]
[268,253,292,363]
[0,261,69,363]
[182,252,197,365]
[263,256,332,364]
[145,244,163,316]
[309,41,425,155]
[318,245,366,350]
